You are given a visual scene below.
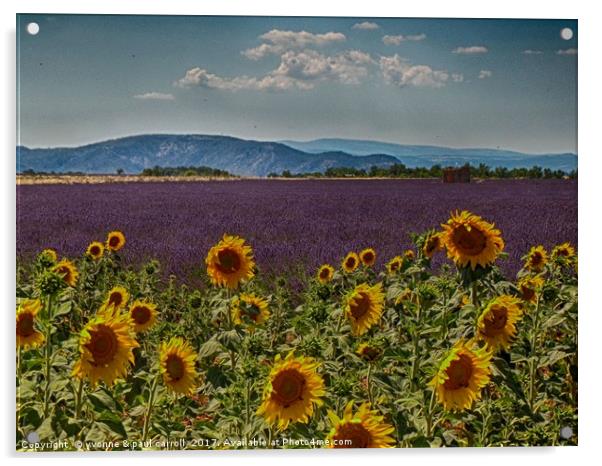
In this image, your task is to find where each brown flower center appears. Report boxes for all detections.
[389,261,400,272]
[345,257,357,269]
[131,305,151,325]
[362,252,374,264]
[333,422,372,448]
[241,302,261,322]
[17,313,35,337]
[521,285,535,302]
[443,354,474,390]
[530,252,543,266]
[86,325,119,366]
[319,268,330,280]
[90,245,101,256]
[109,236,120,248]
[165,354,185,381]
[216,248,241,274]
[108,292,123,307]
[452,225,487,256]
[271,369,305,407]
[349,292,371,320]
[481,305,508,336]
[56,266,71,282]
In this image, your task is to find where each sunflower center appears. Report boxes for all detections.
[241,303,261,322]
[349,292,371,320]
[271,369,306,407]
[109,236,120,248]
[452,225,487,256]
[86,325,119,366]
[319,268,330,280]
[90,245,101,256]
[165,354,185,381]
[345,257,357,269]
[390,261,400,271]
[363,252,374,263]
[17,313,35,337]
[482,305,508,336]
[521,285,535,301]
[443,354,474,390]
[216,248,241,274]
[108,292,123,307]
[531,252,543,265]
[557,248,569,257]
[56,266,71,281]
[131,305,151,324]
[333,422,372,448]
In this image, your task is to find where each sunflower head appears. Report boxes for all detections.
[423,232,443,259]
[359,248,377,267]
[386,256,403,275]
[16,299,45,349]
[205,234,255,289]
[106,230,126,252]
[524,245,548,272]
[257,352,325,430]
[317,264,335,284]
[86,241,105,260]
[342,252,360,273]
[231,293,270,327]
[441,210,504,270]
[430,340,492,411]
[403,249,415,261]
[53,259,79,287]
[356,342,382,362]
[38,248,58,265]
[72,312,139,386]
[159,337,198,396]
[345,282,385,336]
[394,288,418,310]
[477,295,523,351]
[552,242,576,262]
[105,286,129,311]
[517,275,545,303]
[327,401,395,448]
[128,300,158,332]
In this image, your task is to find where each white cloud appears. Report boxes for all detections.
[133,92,175,101]
[242,29,346,60]
[176,49,373,92]
[352,21,380,30]
[478,69,493,79]
[451,73,465,83]
[557,48,578,55]
[379,54,453,89]
[522,49,543,55]
[382,34,426,45]
[452,45,488,54]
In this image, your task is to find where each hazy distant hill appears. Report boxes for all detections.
[280,138,577,172]
[17,135,398,177]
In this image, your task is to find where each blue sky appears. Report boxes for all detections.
[17,15,577,153]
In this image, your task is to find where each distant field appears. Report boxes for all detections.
[16,179,577,280]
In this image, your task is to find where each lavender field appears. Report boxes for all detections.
[17,179,577,280]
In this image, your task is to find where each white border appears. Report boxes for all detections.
[2,1,600,465]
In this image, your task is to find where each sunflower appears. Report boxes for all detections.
[394,288,417,308]
[317,264,335,284]
[327,401,395,448]
[359,248,377,267]
[159,337,198,396]
[39,248,58,263]
[16,299,45,349]
[403,249,415,261]
[106,230,126,252]
[53,259,79,287]
[430,340,492,411]
[441,210,504,270]
[386,256,403,275]
[257,352,325,430]
[342,252,360,273]
[477,295,523,351]
[128,300,158,332]
[86,241,105,260]
[524,245,548,272]
[104,286,129,311]
[423,232,443,259]
[517,275,545,303]
[552,242,576,261]
[356,342,382,362]
[72,312,139,386]
[231,293,270,326]
[345,283,385,336]
[205,234,255,289]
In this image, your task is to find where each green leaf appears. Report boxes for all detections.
[96,411,127,439]
[197,337,224,359]
[88,390,117,412]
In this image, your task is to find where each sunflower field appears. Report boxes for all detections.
[16,210,577,451]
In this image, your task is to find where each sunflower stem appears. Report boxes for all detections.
[42,293,54,418]
[367,363,373,405]
[528,293,542,413]
[74,377,84,419]
[425,388,437,439]
[142,375,159,442]
[409,295,422,391]
[471,281,479,308]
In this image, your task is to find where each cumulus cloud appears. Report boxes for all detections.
[452,45,488,54]
[133,92,175,101]
[242,29,346,60]
[478,69,492,79]
[379,54,455,89]
[382,34,426,45]
[451,73,464,83]
[352,21,380,30]
[522,49,543,55]
[176,49,374,92]
[557,48,578,55]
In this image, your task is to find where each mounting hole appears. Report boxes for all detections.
[26,22,40,35]
[560,28,573,40]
